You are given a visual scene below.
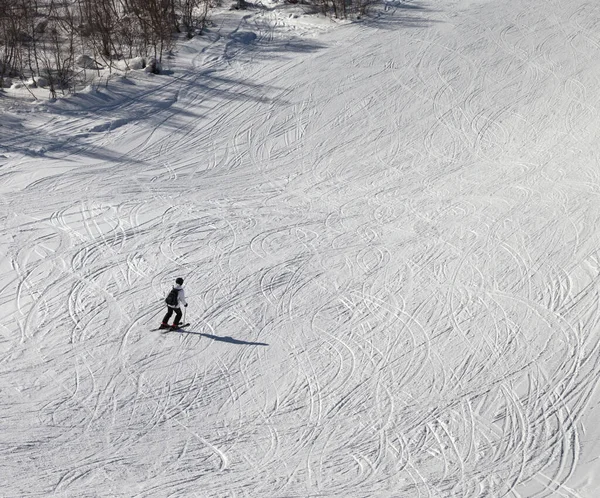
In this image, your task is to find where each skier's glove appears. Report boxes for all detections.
[184,304,188,307]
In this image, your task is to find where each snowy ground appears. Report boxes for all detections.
[2,0,600,496]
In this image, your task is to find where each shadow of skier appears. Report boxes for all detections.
[171,329,268,346]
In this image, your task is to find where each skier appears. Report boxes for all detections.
[160,277,188,330]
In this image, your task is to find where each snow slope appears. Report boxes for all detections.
[2,0,600,495]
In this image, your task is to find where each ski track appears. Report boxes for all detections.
[2,0,600,496]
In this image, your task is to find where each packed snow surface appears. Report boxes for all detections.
[2,0,600,496]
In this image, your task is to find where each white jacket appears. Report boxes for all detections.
[169,284,187,308]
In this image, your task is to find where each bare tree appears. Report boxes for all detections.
[0,0,22,87]
[77,0,120,62]
[178,0,209,38]
[0,0,215,95]
[124,0,175,61]
[313,0,379,18]
[54,0,77,93]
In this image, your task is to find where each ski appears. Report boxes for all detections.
[160,323,190,333]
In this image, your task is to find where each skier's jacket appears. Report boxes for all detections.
[166,284,187,308]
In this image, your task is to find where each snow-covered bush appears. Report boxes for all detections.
[114,57,146,72]
[144,58,162,74]
[26,76,48,88]
[76,55,103,70]
[127,57,146,71]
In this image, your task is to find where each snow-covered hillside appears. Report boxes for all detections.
[2,0,600,496]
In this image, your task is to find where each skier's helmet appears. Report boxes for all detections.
[176,277,184,285]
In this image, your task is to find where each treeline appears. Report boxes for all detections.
[0,0,210,96]
[1,0,377,97]
[312,0,377,18]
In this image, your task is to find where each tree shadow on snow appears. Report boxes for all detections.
[172,329,269,346]
[359,0,441,30]
[0,68,283,162]
[0,109,147,164]
[222,26,327,63]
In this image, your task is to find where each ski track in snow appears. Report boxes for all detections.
[2,0,600,496]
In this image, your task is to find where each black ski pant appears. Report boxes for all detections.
[162,306,182,326]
